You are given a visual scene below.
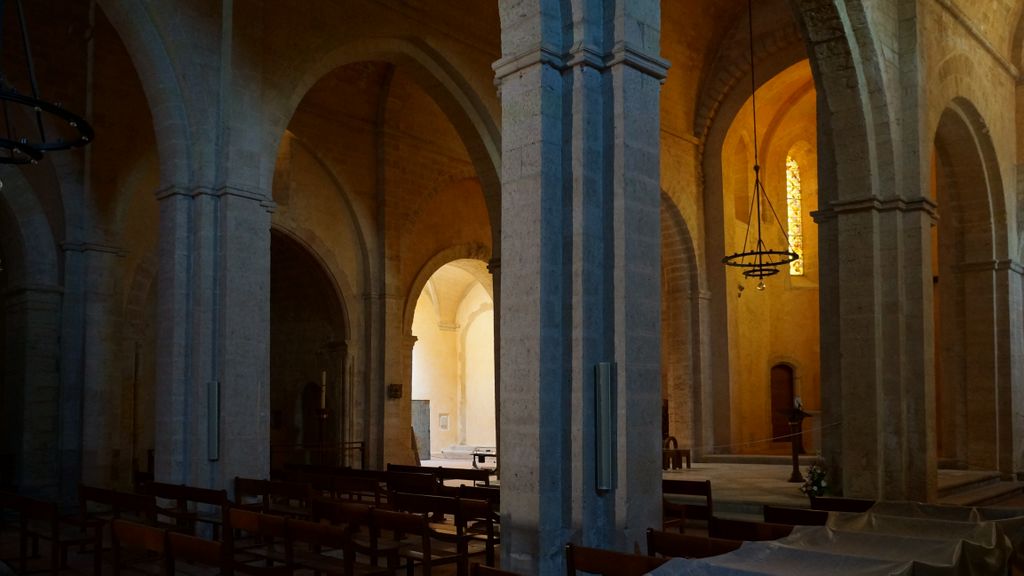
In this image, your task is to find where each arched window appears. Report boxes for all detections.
[786,155,804,276]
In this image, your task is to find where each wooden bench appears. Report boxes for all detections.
[808,495,874,513]
[472,564,522,576]
[226,507,291,569]
[110,518,167,576]
[3,491,103,576]
[708,516,793,541]
[662,479,712,532]
[234,477,315,519]
[762,505,828,526]
[372,507,464,576]
[286,516,393,576]
[386,470,441,497]
[565,542,667,576]
[645,528,742,560]
[136,481,229,538]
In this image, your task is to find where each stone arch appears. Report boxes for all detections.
[282,134,376,303]
[694,7,806,141]
[121,248,159,475]
[275,38,501,251]
[0,169,60,286]
[703,55,813,454]
[932,97,1011,472]
[661,192,705,456]
[785,0,897,496]
[786,0,891,204]
[95,0,190,188]
[270,226,353,342]
[0,167,62,495]
[403,243,493,336]
[268,228,352,468]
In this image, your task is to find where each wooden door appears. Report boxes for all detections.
[770,365,794,441]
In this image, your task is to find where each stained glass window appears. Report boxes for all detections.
[786,155,804,276]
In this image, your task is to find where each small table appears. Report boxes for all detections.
[471,450,497,470]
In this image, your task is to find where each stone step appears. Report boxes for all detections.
[701,454,820,466]
[439,444,495,460]
[937,471,1002,499]
[939,480,1024,507]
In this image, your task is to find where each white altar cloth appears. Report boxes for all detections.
[646,504,1018,576]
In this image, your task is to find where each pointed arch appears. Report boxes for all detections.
[274,38,501,252]
[932,97,1013,474]
[661,192,706,455]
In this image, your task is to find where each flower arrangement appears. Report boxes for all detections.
[800,460,828,497]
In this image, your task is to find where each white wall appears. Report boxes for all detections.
[458,284,495,446]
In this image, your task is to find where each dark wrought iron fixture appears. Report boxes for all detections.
[721,0,798,290]
[0,0,93,164]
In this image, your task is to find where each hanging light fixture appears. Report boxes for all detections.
[0,0,93,165]
[721,0,798,290]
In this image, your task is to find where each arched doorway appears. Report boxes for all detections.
[770,364,795,445]
[269,231,349,470]
[718,60,821,455]
[410,259,494,461]
[661,196,703,454]
[932,100,1008,471]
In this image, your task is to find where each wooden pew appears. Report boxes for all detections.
[136,481,229,538]
[762,505,828,526]
[708,516,793,541]
[565,542,667,576]
[226,507,290,569]
[285,516,393,576]
[2,492,102,576]
[386,471,440,497]
[662,478,712,532]
[166,530,224,575]
[646,528,742,559]
[808,495,874,513]
[372,507,463,576]
[234,478,315,519]
[110,519,167,576]
[235,477,272,512]
[472,565,523,576]
[457,496,499,568]
[79,484,161,526]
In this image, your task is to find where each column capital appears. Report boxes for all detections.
[605,41,670,80]
[3,282,64,298]
[154,184,277,213]
[493,43,567,82]
[960,259,1024,274]
[493,42,669,83]
[60,241,126,257]
[813,195,938,221]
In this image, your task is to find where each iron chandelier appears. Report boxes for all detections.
[721,0,799,289]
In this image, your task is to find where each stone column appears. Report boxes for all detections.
[487,257,500,473]
[828,198,936,501]
[494,1,667,571]
[69,244,127,489]
[970,260,1019,475]
[894,201,936,502]
[4,285,62,499]
[605,32,667,548]
[381,294,415,465]
[695,290,714,458]
[1008,263,1024,476]
[154,186,273,491]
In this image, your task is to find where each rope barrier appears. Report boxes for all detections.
[697,420,842,452]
